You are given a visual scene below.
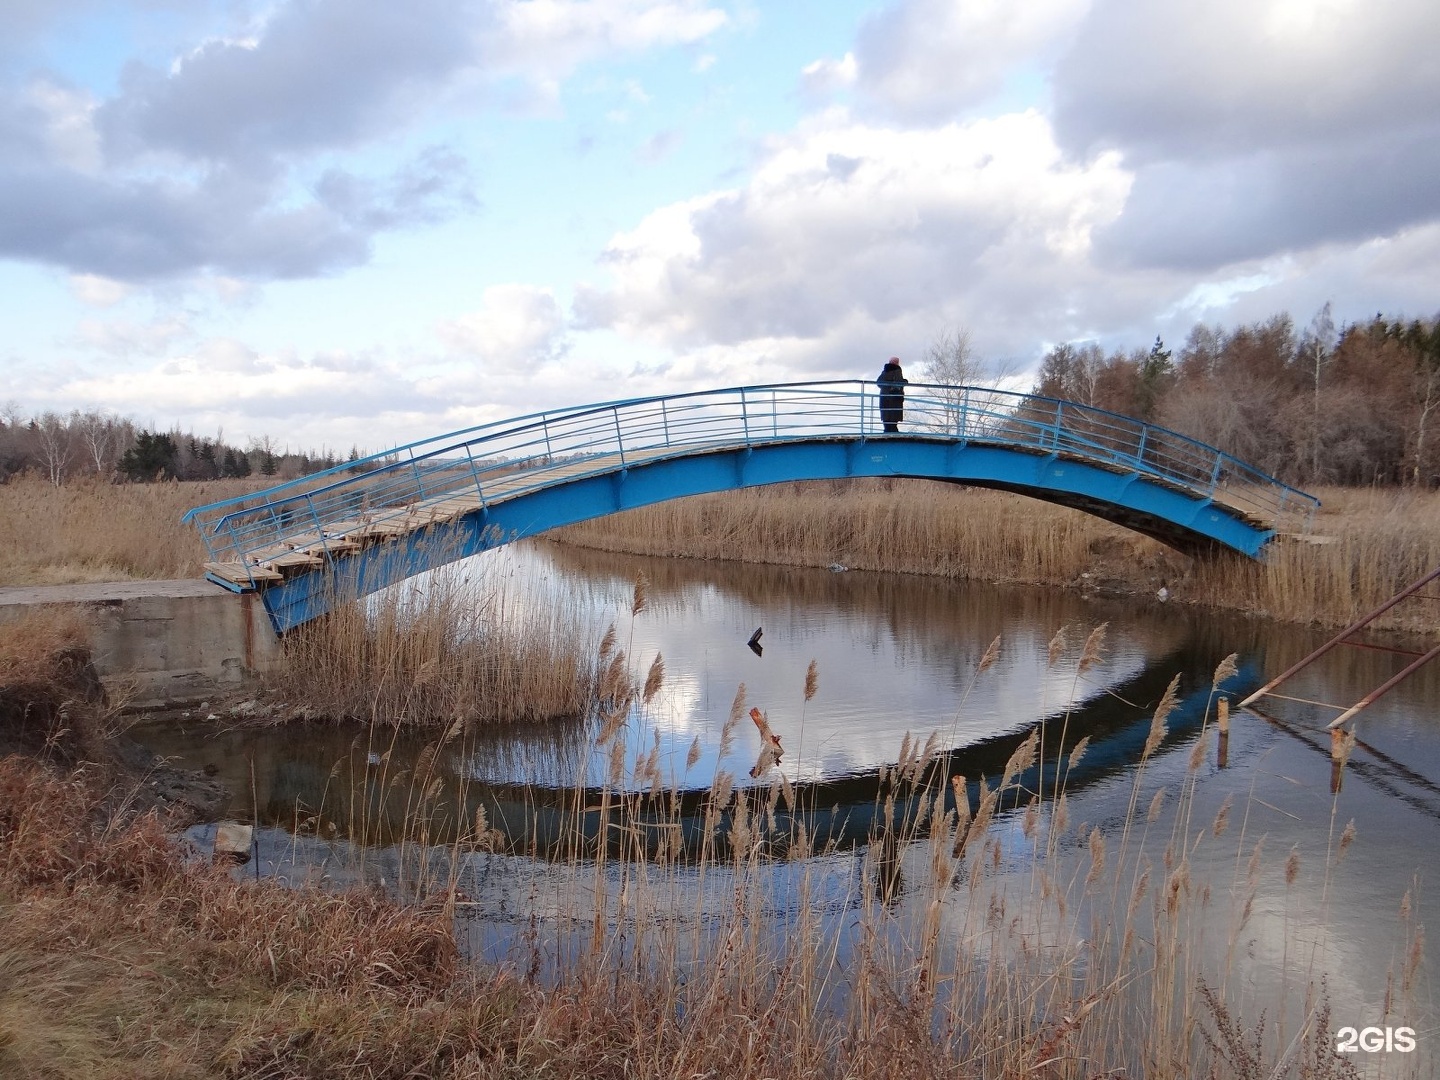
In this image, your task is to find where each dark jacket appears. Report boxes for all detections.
[877,363,907,425]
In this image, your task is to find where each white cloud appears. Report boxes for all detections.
[1054,0,1439,160]
[829,0,1090,120]
[1051,0,1440,272]
[800,52,856,98]
[75,314,191,355]
[69,273,133,307]
[491,0,728,80]
[204,274,260,305]
[2,0,729,286]
[436,284,569,367]
[575,110,1132,360]
[27,77,100,171]
[43,342,443,449]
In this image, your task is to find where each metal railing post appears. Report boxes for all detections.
[740,388,751,445]
[305,495,326,557]
[661,400,671,446]
[224,519,244,565]
[464,445,488,510]
[612,407,627,467]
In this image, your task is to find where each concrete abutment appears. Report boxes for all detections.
[0,579,281,708]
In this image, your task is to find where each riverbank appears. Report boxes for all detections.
[553,481,1440,635]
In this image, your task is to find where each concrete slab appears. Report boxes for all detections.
[0,579,282,708]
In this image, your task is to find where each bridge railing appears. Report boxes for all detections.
[184,381,1319,577]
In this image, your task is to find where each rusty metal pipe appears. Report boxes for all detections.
[1238,564,1440,708]
[1326,639,1440,729]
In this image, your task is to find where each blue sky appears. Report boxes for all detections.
[3,0,1438,453]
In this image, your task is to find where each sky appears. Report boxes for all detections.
[2,0,1438,455]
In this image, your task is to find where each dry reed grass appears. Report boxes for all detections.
[0,473,262,585]
[554,480,1440,634]
[4,474,1435,637]
[1,616,1419,1078]
[274,565,601,727]
[0,607,116,761]
[0,756,499,1079]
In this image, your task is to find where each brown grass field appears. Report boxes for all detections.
[2,473,1437,635]
[0,476,262,585]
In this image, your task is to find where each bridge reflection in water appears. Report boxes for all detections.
[148,639,1258,860]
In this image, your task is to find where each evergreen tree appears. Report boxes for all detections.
[119,431,178,481]
[1137,336,1174,420]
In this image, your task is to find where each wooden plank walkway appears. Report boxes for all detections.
[203,448,675,588]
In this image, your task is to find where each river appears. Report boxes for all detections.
[134,540,1439,1072]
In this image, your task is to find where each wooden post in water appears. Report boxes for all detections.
[1329,725,1348,794]
[1216,698,1230,768]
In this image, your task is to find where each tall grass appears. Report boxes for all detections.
[0,607,119,761]
[2,607,1423,1077]
[4,474,1436,636]
[555,480,1440,634]
[0,473,260,585]
[274,564,601,727]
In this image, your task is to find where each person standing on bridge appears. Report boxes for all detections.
[877,357,907,433]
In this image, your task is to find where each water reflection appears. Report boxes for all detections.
[139,544,1276,858]
[140,541,1440,1064]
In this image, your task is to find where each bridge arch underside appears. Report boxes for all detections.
[262,438,1272,633]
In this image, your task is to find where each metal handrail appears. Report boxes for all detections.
[183,381,1320,578]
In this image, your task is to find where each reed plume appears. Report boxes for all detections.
[1078,622,1108,673]
[1144,674,1182,760]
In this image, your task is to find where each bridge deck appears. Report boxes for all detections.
[184,382,1320,630]
[202,435,1273,591]
[205,444,693,587]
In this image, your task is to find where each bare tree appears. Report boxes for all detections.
[1300,302,1336,482]
[35,411,76,487]
[73,410,126,478]
[0,401,25,478]
[921,325,1017,434]
[922,326,983,387]
[1035,342,1107,406]
[1411,352,1440,486]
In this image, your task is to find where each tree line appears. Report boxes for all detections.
[0,404,353,486]
[5,307,1437,489]
[928,309,1440,488]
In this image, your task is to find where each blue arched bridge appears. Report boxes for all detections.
[184,381,1320,634]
